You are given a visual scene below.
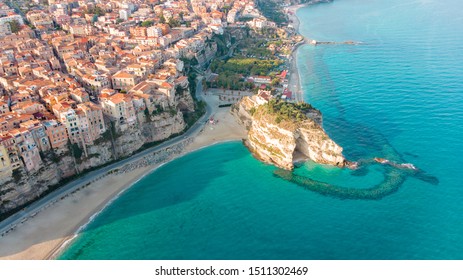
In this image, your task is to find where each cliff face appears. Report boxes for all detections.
[0,111,186,215]
[233,95,347,170]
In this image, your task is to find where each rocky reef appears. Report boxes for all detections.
[232,94,350,170]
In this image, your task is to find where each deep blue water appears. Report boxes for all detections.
[61,0,463,259]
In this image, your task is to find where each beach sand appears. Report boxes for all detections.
[188,89,247,151]
[287,4,306,102]
[0,91,246,260]
[288,5,302,32]
[0,167,152,260]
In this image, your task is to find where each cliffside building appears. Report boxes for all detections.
[43,120,68,150]
[101,93,136,127]
[111,71,138,91]
[0,144,12,181]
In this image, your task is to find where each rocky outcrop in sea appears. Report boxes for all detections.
[232,94,350,170]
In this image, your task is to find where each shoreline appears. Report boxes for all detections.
[45,166,154,260]
[51,138,242,260]
[287,0,334,103]
[0,166,154,260]
[0,92,247,260]
[287,4,307,103]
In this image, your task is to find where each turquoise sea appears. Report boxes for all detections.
[61,0,463,259]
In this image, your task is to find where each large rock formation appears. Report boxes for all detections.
[232,94,349,170]
[0,107,187,215]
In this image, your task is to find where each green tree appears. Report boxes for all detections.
[141,20,154,27]
[70,143,83,159]
[95,6,105,16]
[175,85,184,96]
[168,17,180,28]
[12,169,22,183]
[271,78,280,87]
[7,20,21,34]
[86,6,105,16]
[152,104,163,115]
[250,107,256,116]
[144,107,151,122]
[222,6,231,14]
[159,14,166,24]
[168,106,177,116]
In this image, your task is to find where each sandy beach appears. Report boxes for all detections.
[0,167,153,260]
[187,89,247,151]
[0,91,246,260]
[287,4,307,102]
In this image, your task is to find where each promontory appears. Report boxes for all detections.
[232,92,351,170]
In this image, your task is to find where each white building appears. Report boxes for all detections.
[227,10,237,24]
[0,14,24,26]
[119,9,130,21]
[147,26,162,38]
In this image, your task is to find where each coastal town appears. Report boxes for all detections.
[0,0,455,270]
[0,0,308,222]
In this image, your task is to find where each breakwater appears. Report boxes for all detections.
[274,167,407,200]
[274,140,438,200]
[308,39,363,45]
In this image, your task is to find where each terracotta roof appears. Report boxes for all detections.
[280,70,288,79]
[161,82,173,89]
[112,71,135,79]
[127,64,143,69]
[108,93,126,104]
[175,76,188,83]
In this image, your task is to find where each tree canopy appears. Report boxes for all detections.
[7,20,21,34]
[261,98,315,123]
[211,57,282,77]
[168,17,180,28]
[141,20,154,27]
[159,14,166,24]
[85,6,105,16]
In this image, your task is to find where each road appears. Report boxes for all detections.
[218,42,238,60]
[6,0,26,19]
[0,81,212,236]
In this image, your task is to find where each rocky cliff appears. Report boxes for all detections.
[0,105,189,215]
[232,95,348,170]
